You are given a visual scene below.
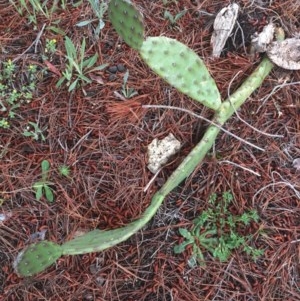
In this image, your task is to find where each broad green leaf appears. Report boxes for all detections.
[68,78,79,92]
[35,185,43,200]
[41,160,50,172]
[83,54,98,69]
[76,20,95,27]
[77,74,92,83]
[174,10,187,22]
[65,37,77,61]
[179,228,193,240]
[44,185,54,202]
[56,76,66,88]
[89,63,109,72]
[174,242,190,254]
[47,26,66,35]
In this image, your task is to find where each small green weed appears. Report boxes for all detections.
[174,191,264,267]
[42,38,57,60]
[58,165,71,178]
[22,121,46,141]
[33,160,54,202]
[45,38,57,54]
[0,60,42,128]
[56,36,107,92]
[76,0,108,38]
[9,0,59,26]
[121,70,138,99]
[163,9,187,26]
[0,118,10,129]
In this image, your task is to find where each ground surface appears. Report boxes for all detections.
[0,0,299,300]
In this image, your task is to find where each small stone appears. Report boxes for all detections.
[147,133,181,174]
[292,158,300,171]
[251,23,275,53]
[109,74,117,81]
[117,63,126,72]
[267,38,300,70]
[108,66,118,73]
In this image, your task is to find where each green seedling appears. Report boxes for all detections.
[0,118,9,129]
[9,0,59,26]
[76,0,108,38]
[58,165,71,178]
[56,36,108,92]
[174,191,263,267]
[46,38,57,53]
[164,9,187,26]
[121,70,138,98]
[14,0,287,277]
[42,38,58,61]
[23,121,46,141]
[32,160,54,203]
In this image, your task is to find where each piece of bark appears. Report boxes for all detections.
[211,3,239,58]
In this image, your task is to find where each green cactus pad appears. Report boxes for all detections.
[140,37,221,111]
[14,241,63,277]
[108,0,144,50]
[61,228,130,255]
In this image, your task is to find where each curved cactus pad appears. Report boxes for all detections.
[61,228,132,255]
[140,37,221,110]
[108,0,144,50]
[14,241,62,277]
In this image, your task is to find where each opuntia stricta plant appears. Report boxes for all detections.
[14,0,285,277]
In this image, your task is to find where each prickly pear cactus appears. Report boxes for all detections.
[140,37,221,111]
[14,241,62,277]
[108,0,144,50]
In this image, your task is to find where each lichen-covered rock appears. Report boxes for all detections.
[267,38,300,70]
[251,23,275,53]
[147,133,181,174]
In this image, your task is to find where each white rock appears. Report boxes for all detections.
[147,133,181,174]
[251,23,275,53]
[267,38,300,70]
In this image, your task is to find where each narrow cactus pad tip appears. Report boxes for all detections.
[108,0,144,50]
[140,37,221,111]
[14,241,63,277]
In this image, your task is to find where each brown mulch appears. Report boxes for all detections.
[0,0,299,300]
